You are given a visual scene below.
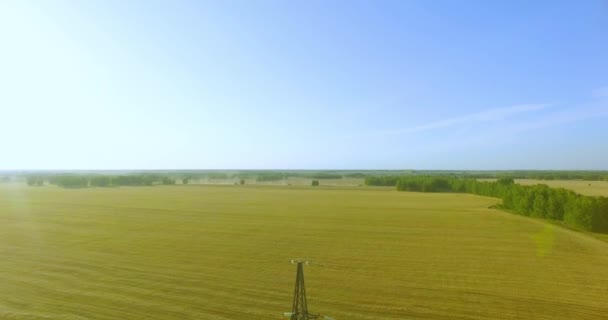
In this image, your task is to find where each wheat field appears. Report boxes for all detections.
[1,184,607,319]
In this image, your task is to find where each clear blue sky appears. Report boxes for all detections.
[1,0,607,170]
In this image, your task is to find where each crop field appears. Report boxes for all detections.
[215,177,365,187]
[514,179,608,197]
[1,185,608,320]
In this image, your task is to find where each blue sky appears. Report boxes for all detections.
[1,0,607,170]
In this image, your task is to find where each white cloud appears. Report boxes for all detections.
[363,103,551,137]
[507,105,608,133]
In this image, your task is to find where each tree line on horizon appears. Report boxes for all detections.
[463,172,608,181]
[27,174,178,188]
[366,171,608,181]
[366,175,608,233]
[253,172,345,182]
[23,171,351,188]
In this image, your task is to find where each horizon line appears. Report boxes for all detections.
[2,168,608,172]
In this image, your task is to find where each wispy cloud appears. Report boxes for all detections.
[370,103,608,158]
[362,103,551,137]
[435,99,608,150]
[507,105,608,133]
[506,87,608,134]
[354,87,607,142]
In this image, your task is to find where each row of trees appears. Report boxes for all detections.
[364,176,402,186]
[29,171,353,187]
[343,173,367,178]
[43,175,178,188]
[253,172,343,181]
[465,172,608,181]
[364,171,608,181]
[256,173,286,182]
[387,176,608,233]
[26,176,45,186]
[308,173,343,179]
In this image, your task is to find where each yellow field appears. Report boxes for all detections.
[1,185,608,319]
[514,179,608,197]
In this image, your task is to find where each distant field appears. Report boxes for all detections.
[1,185,608,319]
[477,178,608,197]
[514,179,608,197]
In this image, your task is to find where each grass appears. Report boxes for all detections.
[1,184,608,319]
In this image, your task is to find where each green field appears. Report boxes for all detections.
[1,185,608,320]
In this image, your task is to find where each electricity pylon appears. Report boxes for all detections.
[283,260,334,320]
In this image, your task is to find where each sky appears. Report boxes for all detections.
[1,0,607,170]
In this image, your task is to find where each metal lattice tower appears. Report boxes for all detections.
[285,260,319,320]
[283,260,334,320]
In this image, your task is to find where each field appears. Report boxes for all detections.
[1,185,608,320]
[207,177,366,187]
[514,179,608,197]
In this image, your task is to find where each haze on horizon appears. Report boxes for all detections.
[1,0,607,170]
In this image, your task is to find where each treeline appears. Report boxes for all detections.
[254,172,343,181]
[510,171,608,181]
[472,173,608,181]
[364,176,401,186]
[26,171,354,187]
[26,176,45,186]
[343,173,367,178]
[256,173,286,182]
[307,173,343,179]
[412,170,608,181]
[205,173,229,179]
[43,175,178,188]
[390,176,608,233]
[365,172,608,186]
[245,172,345,181]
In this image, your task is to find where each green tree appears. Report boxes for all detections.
[90,176,111,187]
[497,177,515,186]
[161,177,176,185]
[26,176,36,186]
[532,187,549,218]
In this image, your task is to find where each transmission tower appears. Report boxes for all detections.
[283,260,334,320]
